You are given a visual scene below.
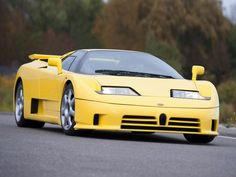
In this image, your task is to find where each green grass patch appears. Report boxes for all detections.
[217,80,236,127]
[0,75,15,112]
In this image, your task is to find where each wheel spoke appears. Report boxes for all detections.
[63,95,68,104]
[20,104,23,111]
[68,91,75,117]
[69,108,75,117]
[17,98,20,105]
[18,110,22,117]
[68,116,72,127]
[64,116,67,127]
[16,105,19,115]
[61,103,66,113]
[71,98,75,107]
[68,90,72,99]
[69,98,74,109]
[62,117,65,127]
[20,89,23,97]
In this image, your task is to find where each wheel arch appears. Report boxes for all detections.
[13,77,23,110]
[60,79,75,103]
[63,80,74,93]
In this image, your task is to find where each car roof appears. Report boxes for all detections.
[78,49,147,54]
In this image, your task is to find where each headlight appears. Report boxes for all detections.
[171,90,210,100]
[98,87,139,96]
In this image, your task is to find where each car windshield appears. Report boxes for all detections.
[78,50,183,79]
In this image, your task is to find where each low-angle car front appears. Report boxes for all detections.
[13,49,219,143]
[68,50,219,143]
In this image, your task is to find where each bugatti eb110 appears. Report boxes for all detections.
[14,49,219,143]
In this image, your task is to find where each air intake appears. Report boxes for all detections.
[159,114,167,125]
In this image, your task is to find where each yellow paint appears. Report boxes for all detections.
[29,54,61,60]
[192,65,205,81]
[13,51,219,136]
[48,58,62,74]
[61,51,75,59]
[74,99,218,135]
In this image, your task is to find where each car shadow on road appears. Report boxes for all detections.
[41,125,215,146]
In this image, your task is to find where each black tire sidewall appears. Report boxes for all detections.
[184,134,216,144]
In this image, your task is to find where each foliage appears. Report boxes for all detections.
[220,102,236,127]
[94,0,232,82]
[0,75,15,111]
[145,30,183,73]
[217,80,236,105]
[0,0,103,65]
[228,26,236,68]
[217,80,236,126]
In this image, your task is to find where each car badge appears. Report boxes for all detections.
[157,103,164,107]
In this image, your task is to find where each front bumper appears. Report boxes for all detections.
[74,99,219,135]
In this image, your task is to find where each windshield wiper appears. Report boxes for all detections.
[95,70,173,78]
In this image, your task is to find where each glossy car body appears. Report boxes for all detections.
[13,49,219,143]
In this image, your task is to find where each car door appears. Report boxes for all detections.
[38,56,76,119]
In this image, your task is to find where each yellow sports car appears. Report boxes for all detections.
[14,49,219,143]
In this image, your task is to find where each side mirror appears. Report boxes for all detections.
[48,58,62,74]
[192,65,205,81]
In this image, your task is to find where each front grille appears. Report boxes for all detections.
[168,117,200,128]
[121,115,200,133]
[121,115,157,126]
[121,125,200,132]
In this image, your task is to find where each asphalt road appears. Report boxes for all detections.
[0,114,236,177]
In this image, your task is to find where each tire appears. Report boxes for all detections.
[15,81,45,128]
[184,134,216,144]
[60,83,76,135]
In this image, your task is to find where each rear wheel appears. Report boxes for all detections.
[60,84,76,135]
[184,134,216,144]
[15,81,45,128]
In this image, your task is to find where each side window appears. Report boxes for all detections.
[69,50,86,72]
[62,56,76,71]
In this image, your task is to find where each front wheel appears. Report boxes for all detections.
[184,134,216,144]
[60,84,76,135]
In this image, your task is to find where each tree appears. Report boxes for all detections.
[94,0,232,83]
[94,0,151,50]
[0,0,28,65]
[0,0,104,66]
[145,30,183,73]
[228,25,236,68]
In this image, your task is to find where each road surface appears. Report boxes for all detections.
[0,113,236,177]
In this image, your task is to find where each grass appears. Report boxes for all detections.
[220,103,236,127]
[0,75,15,112]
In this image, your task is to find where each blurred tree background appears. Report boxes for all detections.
[0,0,235,124]
[0,0,103,66]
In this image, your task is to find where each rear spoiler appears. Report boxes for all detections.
[28,51,75,61]
[28,54,61,60]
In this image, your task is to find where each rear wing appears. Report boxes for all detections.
[28,54,61,60]
[28,51,75,61]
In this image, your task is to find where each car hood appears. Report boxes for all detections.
[74,74,218,108]
[94,75,197,97]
